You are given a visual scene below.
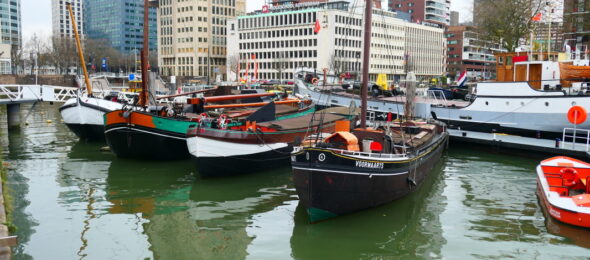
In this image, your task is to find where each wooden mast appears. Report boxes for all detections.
[360,0,372,129]
[67,2,93,96]
[139,0,150,107]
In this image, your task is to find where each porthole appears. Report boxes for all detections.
[545,102,549,107]
[485,101,489,106]
[520,102,525,106]
[572,101,577,106]
[506,101,509,106]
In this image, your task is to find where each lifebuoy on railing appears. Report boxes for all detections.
[311,78,319,85]
[568,106,587,125]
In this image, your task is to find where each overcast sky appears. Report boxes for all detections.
[22,0,473,42]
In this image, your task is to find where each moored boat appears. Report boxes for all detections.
[60,96,123,141]
[59,3,123,141]
[296,51,590,139]
[104,92,308,160]
[187,106,357,177]
[537,156,590,228]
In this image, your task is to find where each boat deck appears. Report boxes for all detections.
[316,88,470,108]
[258,106,357,131]
[449,129,590,160]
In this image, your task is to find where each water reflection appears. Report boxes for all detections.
[440,147,590,258]
[4,104,590,259]
[105,160,294,259]
[290,157,448,259]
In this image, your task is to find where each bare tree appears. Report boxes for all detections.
[227,54,240,82]
[25,33,49,75]
[48,37,78,74]
[273,51,290,81]
[475,0,545,52]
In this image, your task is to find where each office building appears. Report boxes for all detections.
[563,0,588,47]
[52,0,84,38]
[0,0,21,74]
[388,0,450,27]
[158,0,246,78]
[450,11,458,26]
[85,0,157,54]
[227,1,445,82]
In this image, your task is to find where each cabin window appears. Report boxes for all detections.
[498,56,504,66]
[507,56,513,66]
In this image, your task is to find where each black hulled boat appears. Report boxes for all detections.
[290,1,447,222]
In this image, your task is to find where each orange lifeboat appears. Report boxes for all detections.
[559,62,590,81]
[537,156,590,228]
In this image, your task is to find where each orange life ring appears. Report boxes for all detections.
[312,78,319,84]
[567,106,587,124]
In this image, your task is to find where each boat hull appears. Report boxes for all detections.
[59,97,123,141]
[296,81,590,137]
[537,181,590,228]
[292,133,448,222]
[189,136,292,177]
[104,110,194,160]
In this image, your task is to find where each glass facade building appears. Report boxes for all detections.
[85,0,157,54]
[0,0,21,47]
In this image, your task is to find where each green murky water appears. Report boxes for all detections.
[2,103,590,259]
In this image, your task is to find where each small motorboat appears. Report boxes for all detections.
[537,156,590,228]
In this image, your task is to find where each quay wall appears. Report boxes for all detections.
[0,75,77,87]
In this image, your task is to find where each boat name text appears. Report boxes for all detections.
[355,161,384,169]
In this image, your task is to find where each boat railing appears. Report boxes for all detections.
[338,149,407,159]
[561,128,590,151]
[426,90,448,107]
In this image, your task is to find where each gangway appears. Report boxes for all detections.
[0,84,79,128]
[0,85,78,104]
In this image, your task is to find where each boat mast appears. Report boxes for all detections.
[67,3,93,96]
[139,0,150,107]
[360,0,372,129]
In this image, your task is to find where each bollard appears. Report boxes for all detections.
[555,138,561,148]
[6,104,21,129]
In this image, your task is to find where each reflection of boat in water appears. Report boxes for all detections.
[543,201,590,249]
[290,157,446,259]
[105,162,294,259]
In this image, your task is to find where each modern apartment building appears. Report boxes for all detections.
[388,0,450,28]
[85,0,157,54]
[446,25,504,80]
[51,0,84,39]
[0,0,20,74]
[158,0,245,78]
[563,0,588,46]
[227,1,445,82]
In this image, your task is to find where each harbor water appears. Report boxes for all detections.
[2,103,590,259]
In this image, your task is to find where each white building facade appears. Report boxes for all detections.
[226,2,445,83]
[51,0,84,38]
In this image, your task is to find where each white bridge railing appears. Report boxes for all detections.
[0,85,78,104]
[561,128,590,151]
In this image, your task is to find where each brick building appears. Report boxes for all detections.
[446,26,504,81]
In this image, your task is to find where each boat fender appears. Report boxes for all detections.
[407,177,417,186]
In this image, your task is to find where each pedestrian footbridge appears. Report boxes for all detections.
[0,85,78,104]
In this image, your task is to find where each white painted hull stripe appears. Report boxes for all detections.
[105,126,186,140]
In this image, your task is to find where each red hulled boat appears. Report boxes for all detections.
[537,156,590,228]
